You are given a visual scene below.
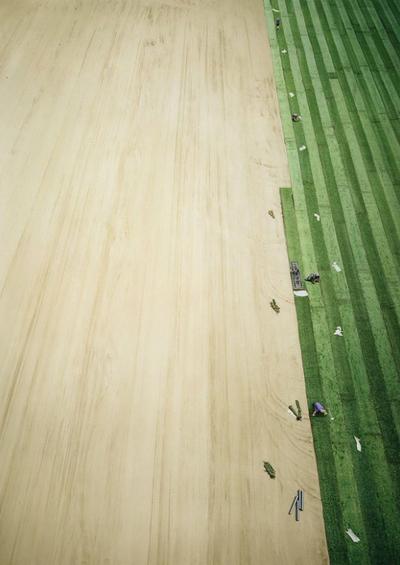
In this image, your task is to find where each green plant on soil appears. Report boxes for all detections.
[264,461,276,479]
[270,298,280,313]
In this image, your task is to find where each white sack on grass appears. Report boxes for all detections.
[334,326,343,336]
[299,145,307,151]
[272,8,280,12]
[346,529,360,543]
[314,213,320,221]
[281,49,288,54]
[289,92,295,98]
[332,261,342,272]
[354,436,362,452]
[294,290,308,297]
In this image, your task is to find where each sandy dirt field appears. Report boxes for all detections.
[0,1,328,563]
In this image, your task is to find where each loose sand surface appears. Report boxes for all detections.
[0,1,328,563]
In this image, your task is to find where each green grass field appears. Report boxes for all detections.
[263,0,400,562]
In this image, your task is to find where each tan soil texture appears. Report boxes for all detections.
[0,1,328,564]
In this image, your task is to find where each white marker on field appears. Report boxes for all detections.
[346,529,360,543]
[294,290,308,297]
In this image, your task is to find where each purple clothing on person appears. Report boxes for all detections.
[314,402,325,412]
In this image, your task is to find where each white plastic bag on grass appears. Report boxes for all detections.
[346,529,360,543]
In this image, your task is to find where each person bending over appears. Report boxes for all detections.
[312,402,328,416]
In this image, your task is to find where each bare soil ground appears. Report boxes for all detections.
[0,1,328,563]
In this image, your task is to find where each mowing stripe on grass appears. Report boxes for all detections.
[305,0,400,216]
[296,0,400,339]
[264,0,400,562]
[280,188,362,564]
[356,0,400,73]
[267,3,369,563]
[280,189,369,565]
[299,2,400,277]
[282,0,400,399]
[290,0,400,437]
[278,1,400,559]
[346,0,400,101]
[334,0,400,152]
[376,0,400,46]
[321,0,400,145]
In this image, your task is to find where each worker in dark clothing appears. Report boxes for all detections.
[305,272,320,284]
[291,113,301,122]
[275,18,281,30]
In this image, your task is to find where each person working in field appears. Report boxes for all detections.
[312,402,328,417]
[305,272,320,284]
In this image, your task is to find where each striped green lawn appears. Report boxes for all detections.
[264,0,400,562]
